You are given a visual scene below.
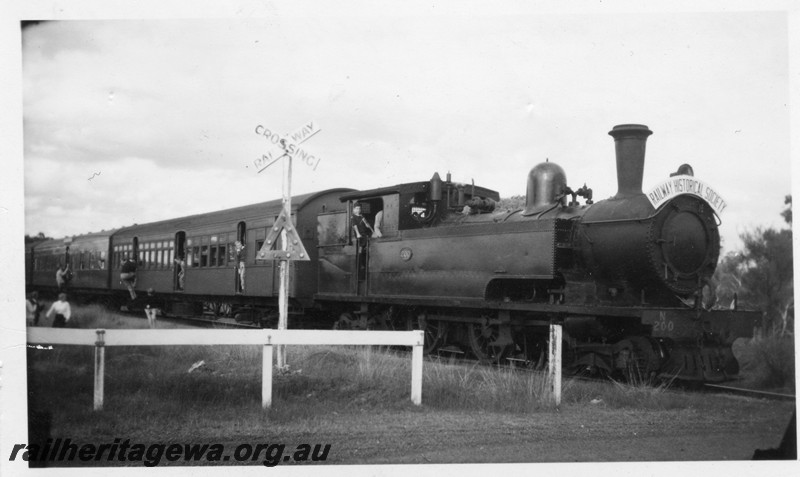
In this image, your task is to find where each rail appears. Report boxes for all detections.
[27,328,425,411]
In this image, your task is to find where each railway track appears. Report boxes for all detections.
[164,314,260,329]
[118,307,259,329]
[405,346,797,402]
[703,383,796,401]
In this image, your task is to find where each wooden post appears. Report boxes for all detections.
[277,142,293,369]
[93,329,106,411]
[548,324,562,406]
[411,336,423,405]
[262,344,273,409]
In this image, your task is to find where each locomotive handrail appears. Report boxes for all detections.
[28,328,425,411]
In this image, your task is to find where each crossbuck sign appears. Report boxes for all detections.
[254,121,322,173]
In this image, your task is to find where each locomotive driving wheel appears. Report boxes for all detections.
[406,312,446,354]
[466,320,513,364]
[613,336,661,384]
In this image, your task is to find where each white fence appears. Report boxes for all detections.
[27,328,425,411]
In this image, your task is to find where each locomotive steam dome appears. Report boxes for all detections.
[524,161,567,215]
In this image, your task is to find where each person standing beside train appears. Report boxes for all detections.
[143,288,159,328]
[120,256,137,300]
[45,293,71,328]
[234,241,246,293]
[174,255,186,291]
[55,265,68,292]
[26,291,42,326]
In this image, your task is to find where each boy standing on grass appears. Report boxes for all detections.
[26,291,41,326]
[45,293,71,328]
[143,288,159,329]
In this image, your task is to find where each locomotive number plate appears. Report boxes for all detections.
[399,248,413,261]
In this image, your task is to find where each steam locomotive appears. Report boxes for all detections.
[26,124,758,382]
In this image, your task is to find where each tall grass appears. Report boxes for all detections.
[27,303,720,444]
[422,357,556,412]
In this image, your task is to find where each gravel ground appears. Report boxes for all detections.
[211,398,795,465]
[28,391,795,474]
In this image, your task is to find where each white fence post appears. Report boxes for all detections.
[548,324,562,406]
[410,332,423,405]
[93,329,106,411]
[262,344,273,409]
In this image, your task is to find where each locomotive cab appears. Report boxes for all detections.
[316,176,501,298]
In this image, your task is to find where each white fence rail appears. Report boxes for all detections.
[27,328,425,411]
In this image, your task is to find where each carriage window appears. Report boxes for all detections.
[200,245,209,267]
[210,245,218,267]
[190,246,200,268]
[218,244,227,266]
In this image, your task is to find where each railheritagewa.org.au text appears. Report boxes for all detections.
[9,438,331,466]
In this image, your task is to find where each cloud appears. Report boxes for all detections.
[16,12,792,253]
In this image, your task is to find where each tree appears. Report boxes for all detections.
[713,196,793,336]
[25,232,52,244]
[497,195,526,211]
[781,195,792,225]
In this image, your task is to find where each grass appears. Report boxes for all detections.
[36,302,156,329]
[27,303,770,445]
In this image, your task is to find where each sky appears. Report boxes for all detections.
[6,2,794,256]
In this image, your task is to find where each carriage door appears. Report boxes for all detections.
[235,222,246,294]
[174,231,186,291]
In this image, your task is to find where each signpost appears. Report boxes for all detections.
[253,121,322,369]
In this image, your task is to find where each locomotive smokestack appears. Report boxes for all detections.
[608,124,653,199]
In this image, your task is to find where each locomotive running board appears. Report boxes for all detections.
[316,292,758,318]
